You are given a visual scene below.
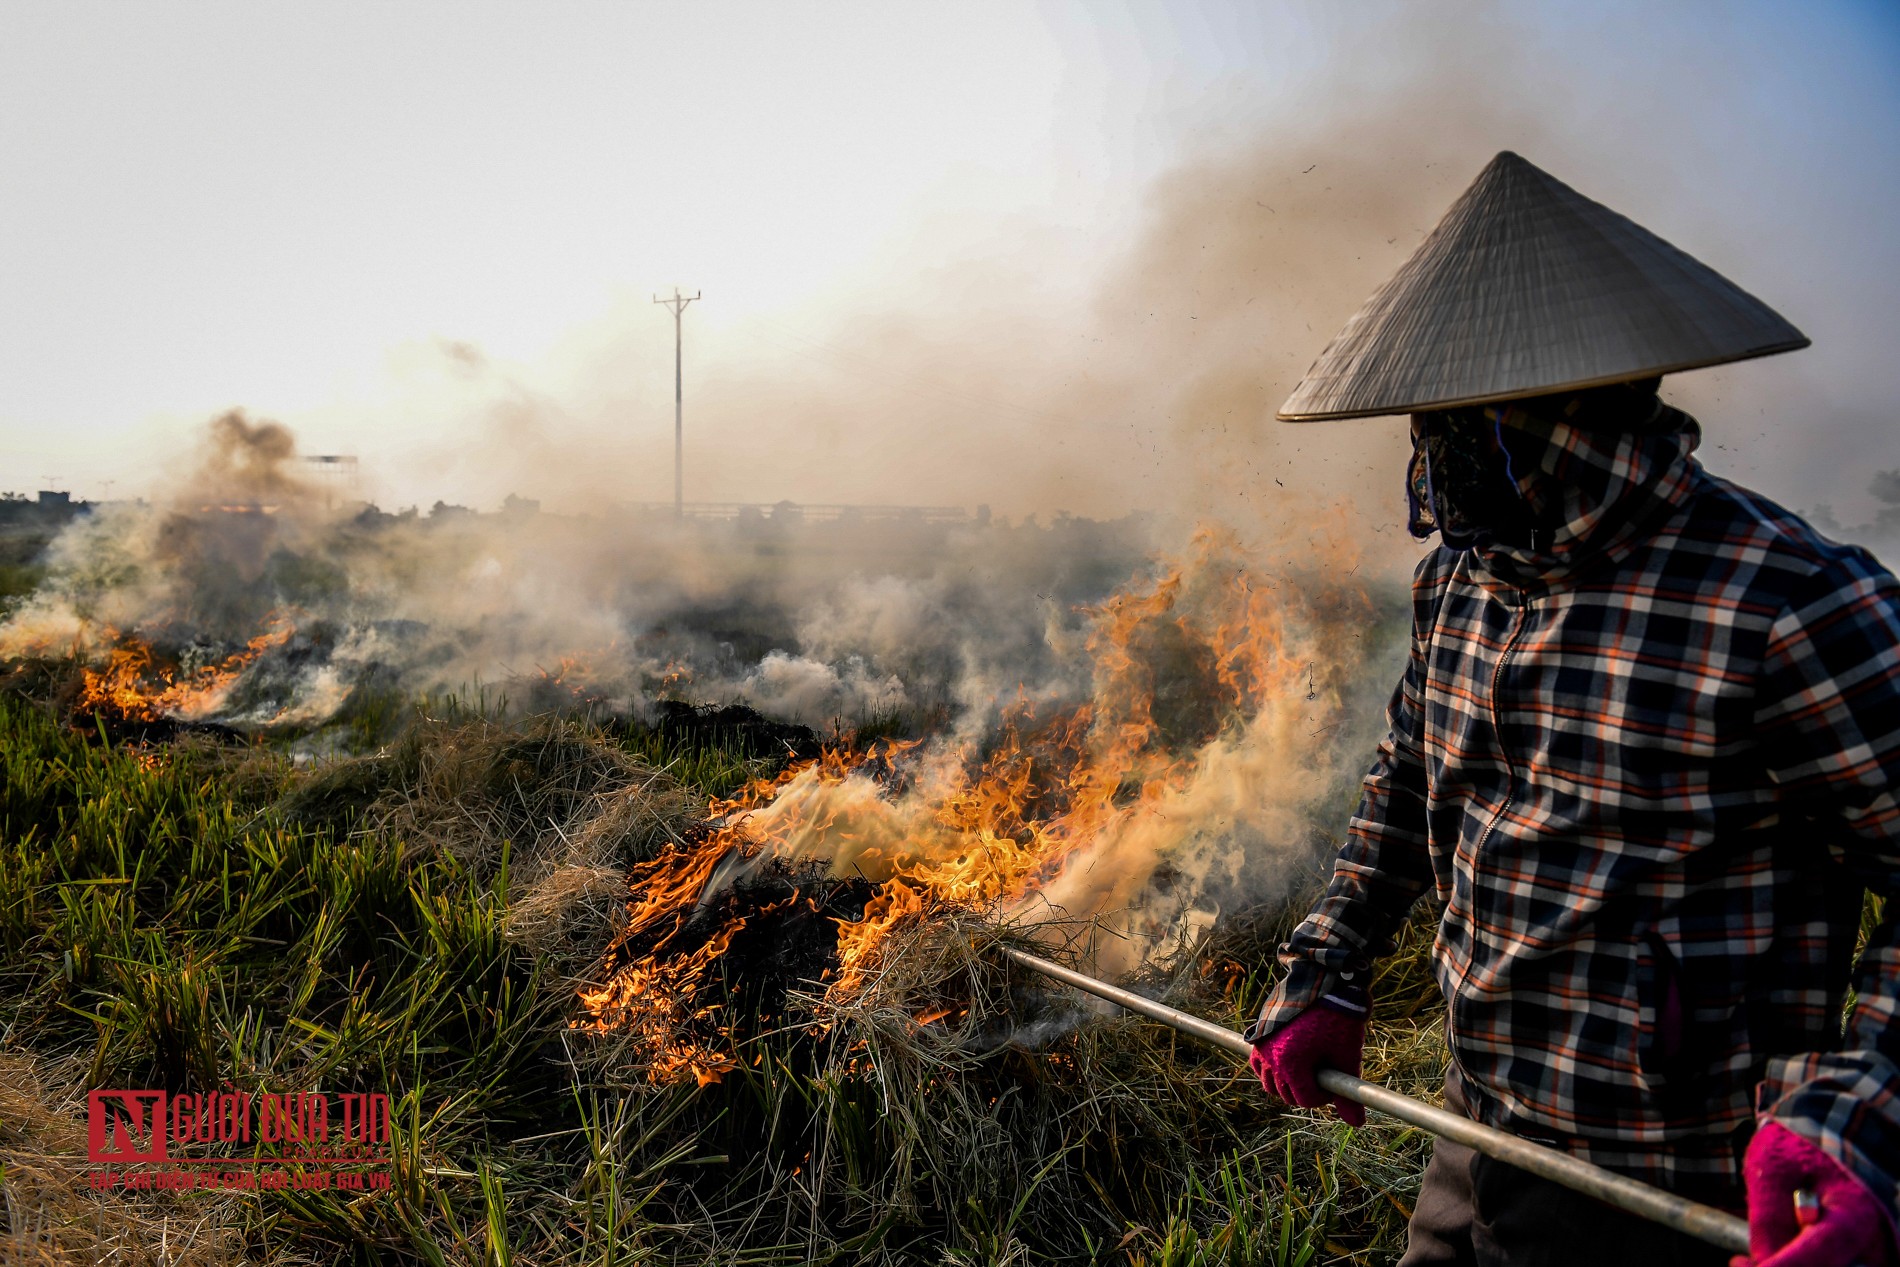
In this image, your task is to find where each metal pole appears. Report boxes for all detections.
[653,288,699,520]
[1000,946,1750,1256]
[674,298,682,519]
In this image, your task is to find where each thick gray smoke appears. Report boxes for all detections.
[0,429,1154,734]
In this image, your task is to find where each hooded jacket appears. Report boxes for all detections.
[1249,405,1900,1212]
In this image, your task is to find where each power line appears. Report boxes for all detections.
[653,288,701,519]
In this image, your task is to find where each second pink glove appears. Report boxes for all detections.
[1733,1120,1894,1267]
[1248,1003,1367,1127]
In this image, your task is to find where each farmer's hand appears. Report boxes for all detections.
[1247,1001,1366,1127]
[1731,1121,1895,1267]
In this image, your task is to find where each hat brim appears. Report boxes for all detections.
[1276,335,1811,421]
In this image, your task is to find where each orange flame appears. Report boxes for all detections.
[78,615,295,724]
[579,525,1378,1082]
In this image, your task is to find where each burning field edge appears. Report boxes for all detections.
[0,512,1454,1264]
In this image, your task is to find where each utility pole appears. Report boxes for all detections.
[653,287,700,519]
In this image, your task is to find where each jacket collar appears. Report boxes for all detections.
[1467,403,1702,594]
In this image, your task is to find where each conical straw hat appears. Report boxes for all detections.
[1277,152,1809,421]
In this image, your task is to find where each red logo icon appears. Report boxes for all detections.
[88,1090,168,1163]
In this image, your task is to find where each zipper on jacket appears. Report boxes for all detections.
[1473,589,1529,856]
[1448,587,1529,1096]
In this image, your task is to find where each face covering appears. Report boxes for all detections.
[1406,379,1665,551]
[1406,406,1546,550]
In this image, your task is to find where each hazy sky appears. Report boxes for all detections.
[2,1,1897,530]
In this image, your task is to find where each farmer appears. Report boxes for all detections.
[1249,151,1900,1267]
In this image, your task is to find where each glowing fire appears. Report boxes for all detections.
[574,840,760,1086]
[578,525,1376,1082]
[78,615,295,723]
[532,645,626,711]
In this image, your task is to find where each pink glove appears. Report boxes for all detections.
[1248,1004,1366,1127]
[1731,1121,1895,1267]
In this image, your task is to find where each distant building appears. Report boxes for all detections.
[299,455,360,510]
[0,489,88,532]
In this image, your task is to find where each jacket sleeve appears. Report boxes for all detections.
[1245,553,1443,1043]
[1752,551,1900,1218]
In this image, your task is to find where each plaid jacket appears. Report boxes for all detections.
[1251,408,1900,1212]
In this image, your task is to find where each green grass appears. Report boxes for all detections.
[611,728,761,800]
[0,690,1441,1265]
[0,561,43,613]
